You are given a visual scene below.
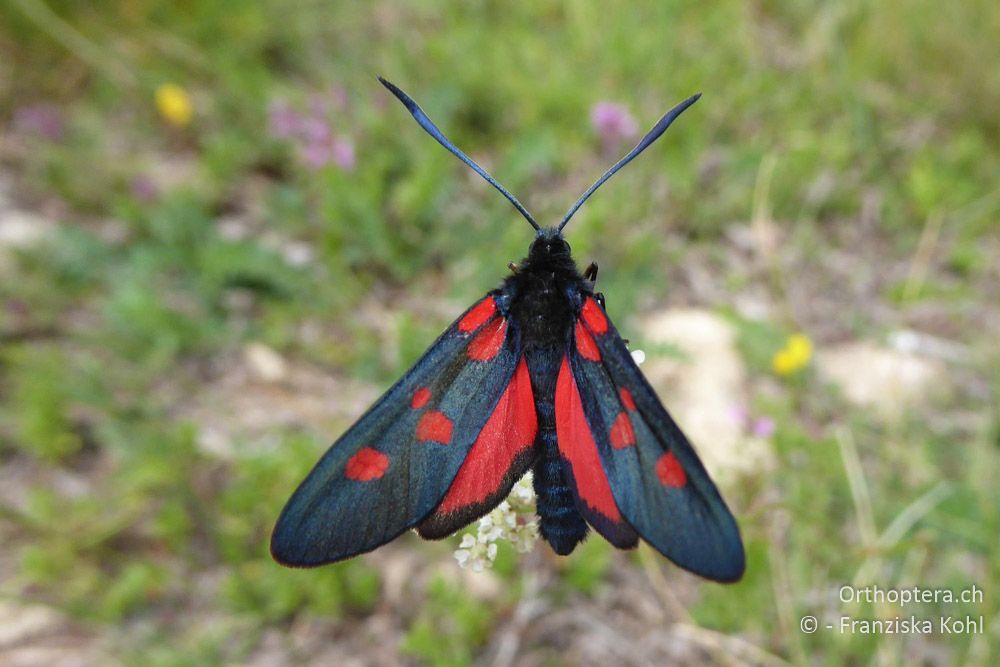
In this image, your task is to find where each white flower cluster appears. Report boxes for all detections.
[454,473,539,571]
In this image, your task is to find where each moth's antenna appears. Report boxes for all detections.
[557,93,701,231]
[379,77,540,231]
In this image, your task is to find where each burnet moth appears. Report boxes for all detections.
[271,77,746,582]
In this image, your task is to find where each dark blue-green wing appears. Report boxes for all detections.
[271,294,537,566]
[566,295,745,582]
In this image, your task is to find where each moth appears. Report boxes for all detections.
[271,78,745,582]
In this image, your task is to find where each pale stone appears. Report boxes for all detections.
[0,209,54,249]
[0,602,61,646]
[244,342,289,382]
[816,341,947,419]
[0,601,105,666]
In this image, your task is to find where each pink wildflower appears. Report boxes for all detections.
[591,101,638,146]
[13,103,64,140]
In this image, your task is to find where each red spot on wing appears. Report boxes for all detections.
[435,359,537,515]
[345,447,389,481]
[574,320,601,361]
[656,452,687,487]
[467,317,507,361]
[581,297,608,334]
[416,410,453,444]
[411,386,431,409]
[619,387,636,411]
[555,357,623,522]
[458,297,497,333]
[609,412,636,449]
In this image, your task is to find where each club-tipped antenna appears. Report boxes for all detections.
[557,93,701,231]
[379,77,540,231]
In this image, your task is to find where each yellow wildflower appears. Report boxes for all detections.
[772,333,813,376]
[155,83,193,127]
[772,350,797,375]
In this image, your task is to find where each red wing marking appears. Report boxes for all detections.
[416,410,453,444]
[574,320,601,361]
[435,359,537,514]
[609,412,636,449]
[345,447,389,481]
[411,386,431,409]
[656,452,687,488]
[555,357,623,521]
[458,297,497,333]
[619,387,636,411]
[580,297,608,334]
[467,317,507,361]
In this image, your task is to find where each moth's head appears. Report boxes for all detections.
[529,227,571,259]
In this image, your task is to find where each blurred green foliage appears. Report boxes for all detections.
[1,0,997,664]
[400,576,498,666]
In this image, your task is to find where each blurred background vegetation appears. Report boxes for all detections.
[1,1,997,664]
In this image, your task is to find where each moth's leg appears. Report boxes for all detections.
[508,262,519,274]
[583,262,599,296]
